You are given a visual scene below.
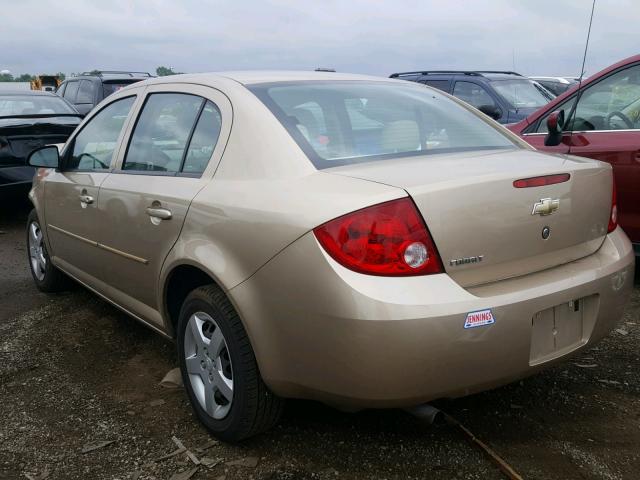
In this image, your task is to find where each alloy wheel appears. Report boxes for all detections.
[28,221,46,281]
[184,311,234,419]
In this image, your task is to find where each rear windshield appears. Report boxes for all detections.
[491,79,554,109]
[250,81,517,168]
[103,81,140,97]
[0,95,76,116]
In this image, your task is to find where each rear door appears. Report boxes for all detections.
[43,94,138,284]
[96,83,230,324]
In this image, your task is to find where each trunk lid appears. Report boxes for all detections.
[326,148,613,287]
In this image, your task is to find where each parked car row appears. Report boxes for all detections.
[0,71,151,195]
[388,55,640,252]
[508,54,640,252]
[56,70,152,116]
[25,67,634,441]
[4,57,640,252]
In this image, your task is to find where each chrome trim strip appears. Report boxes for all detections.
[97,243,149,265]
[48,224,148,265]
[48,224,97,246]
[523,128,639,137]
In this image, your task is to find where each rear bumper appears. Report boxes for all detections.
[230,227,635,409]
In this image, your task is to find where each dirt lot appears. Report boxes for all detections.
[1,199,639,480]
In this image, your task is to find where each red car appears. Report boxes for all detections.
[509,54,640,255]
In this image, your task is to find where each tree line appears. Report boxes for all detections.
[0,72,66,82]
[0,66,180,82]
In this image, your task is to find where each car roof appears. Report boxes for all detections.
[64,72,152,83]
[0,90,58,96]
[140,70,395,87]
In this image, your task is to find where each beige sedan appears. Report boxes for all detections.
[26,72,634,441]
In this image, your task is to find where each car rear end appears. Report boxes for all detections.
[228,77,634,409]
[0,92,81,194]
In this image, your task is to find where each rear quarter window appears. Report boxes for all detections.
[103,81,139,98]
[420,79,450,91]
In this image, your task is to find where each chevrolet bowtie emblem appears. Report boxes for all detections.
[531,198,560,216]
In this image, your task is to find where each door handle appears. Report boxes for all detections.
[79,194,94,204]
[146,207,172,220]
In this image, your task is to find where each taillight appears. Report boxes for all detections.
[313,198,443,276]
[513,173,570,188]
[608,177,617,233]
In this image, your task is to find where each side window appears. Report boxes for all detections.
[76,80,95,104]
[67,96,135,170]
[570,64,640,131]
[56,83,66,98]
[64,81,79,103]
[453,81,496,109]
[182,101,222,174]
[123,93,204,173]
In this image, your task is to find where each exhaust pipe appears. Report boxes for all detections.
[406,404,524,480]
[404,403,442,424]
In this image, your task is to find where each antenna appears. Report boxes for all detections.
[512,49,518,112]
[568,0,596,140]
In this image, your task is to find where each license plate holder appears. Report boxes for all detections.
[529,295,598,365]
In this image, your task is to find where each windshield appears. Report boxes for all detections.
[0,95,76,116]
[250,81,518,168]
[491,79,554,109]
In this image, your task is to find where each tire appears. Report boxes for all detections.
[177,284,284,442]
[26,209,69,292]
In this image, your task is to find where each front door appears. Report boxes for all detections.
[567,130,640,243]
[44,95,137,283]
[565,64,640,244]
[96,86,227,324]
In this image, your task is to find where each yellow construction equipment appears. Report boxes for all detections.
[30,75,61,92]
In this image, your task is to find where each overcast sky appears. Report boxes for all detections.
[2,0,638,78]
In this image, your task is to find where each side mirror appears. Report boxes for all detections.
[478,104,502,121]
[544,110,565,147]
[28,145,59,168]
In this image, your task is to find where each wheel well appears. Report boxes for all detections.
[165,265,218,337]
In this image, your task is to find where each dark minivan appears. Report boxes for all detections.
[390,70,555,124]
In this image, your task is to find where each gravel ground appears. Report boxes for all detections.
[1,199,639,480]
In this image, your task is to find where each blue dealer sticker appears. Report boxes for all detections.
[464,309,495,329]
